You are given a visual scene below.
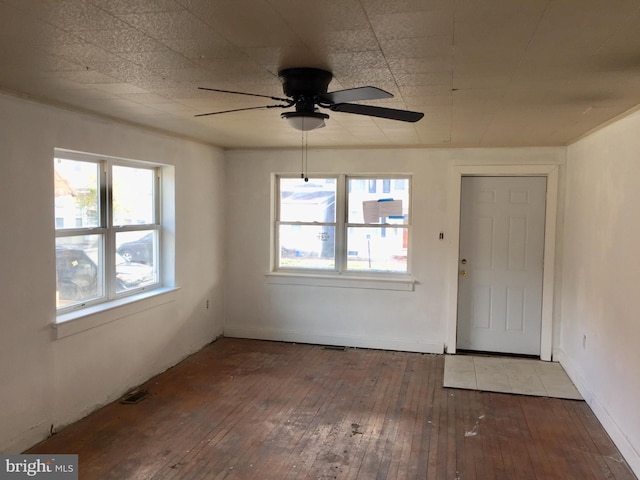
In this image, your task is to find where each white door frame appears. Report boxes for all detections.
[446,165,559,361]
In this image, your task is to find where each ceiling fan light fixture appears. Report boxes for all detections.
[281,111,329,131]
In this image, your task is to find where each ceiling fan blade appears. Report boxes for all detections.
[329,103,424,122]
[198,87,290,103]
[195,104,285,117]
[319,86,393,104]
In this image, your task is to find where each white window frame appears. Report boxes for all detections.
[273,174,412,279]
[54,149,163,316]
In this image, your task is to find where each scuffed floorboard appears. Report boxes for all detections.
[28,338,636,479]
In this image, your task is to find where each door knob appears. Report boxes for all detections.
[460,270,467,276]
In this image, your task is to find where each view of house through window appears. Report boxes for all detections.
[276,175,410,274]
[278,177,337,270]
[347,177,409,272]
[54,152,161,313]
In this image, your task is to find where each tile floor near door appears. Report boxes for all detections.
[444,354,583,400]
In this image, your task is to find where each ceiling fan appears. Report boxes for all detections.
[195,67,424,131]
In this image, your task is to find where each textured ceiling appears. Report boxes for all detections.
[1,0,639,149]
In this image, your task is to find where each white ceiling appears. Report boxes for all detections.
[1,0,639,149]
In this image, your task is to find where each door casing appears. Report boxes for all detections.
[446,165,559,361]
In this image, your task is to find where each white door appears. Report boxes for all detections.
[457,176,547,356]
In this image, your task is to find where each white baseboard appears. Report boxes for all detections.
[555,348,640,478]
[223,325,444,354]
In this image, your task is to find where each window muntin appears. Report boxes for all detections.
[55,153,161,314]
[275,175,410,275]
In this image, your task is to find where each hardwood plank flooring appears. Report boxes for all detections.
[27,338,637,480]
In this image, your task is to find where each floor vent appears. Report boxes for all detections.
[322,345,346,351]
[120,389,149,404]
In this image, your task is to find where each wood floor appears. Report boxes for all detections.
[28,337,636,480]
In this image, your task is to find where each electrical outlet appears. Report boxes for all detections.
[582,334,586,349]
[206,299,210,309]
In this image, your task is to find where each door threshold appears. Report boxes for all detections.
[455,349,539,360]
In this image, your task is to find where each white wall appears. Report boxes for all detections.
[8,85,637,476]
[224,147,565,353]
[0,93,226,453]
[560,110,640,476]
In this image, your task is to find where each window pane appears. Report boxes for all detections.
[349,179,365,193]
[116,230,158,293]
[347,226,408,273]
[54,159,99,229]
[112,165,155,226]
[279,225,335,269]
[394,179,406,190]
[279,178,336,223]
[348,178,409,224]
[56,235,103,308]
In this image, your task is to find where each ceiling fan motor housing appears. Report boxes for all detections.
[278,68,332,110]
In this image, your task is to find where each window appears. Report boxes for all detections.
[346,177,410,273]
[275,175,410,274]
[54,150,161,313]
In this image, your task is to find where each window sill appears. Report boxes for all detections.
[265,272,415,291]
[53,287,180,339]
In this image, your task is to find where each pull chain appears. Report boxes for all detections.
[304,131,309,182]
[300,128,309,182]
